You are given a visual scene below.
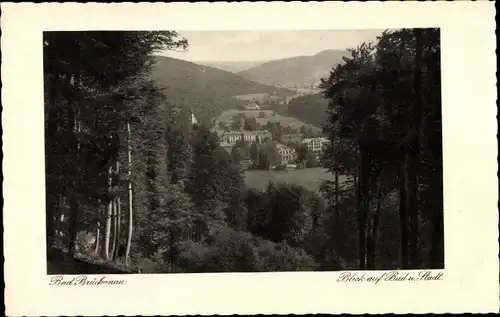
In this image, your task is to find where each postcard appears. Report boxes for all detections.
[2,2,498,315]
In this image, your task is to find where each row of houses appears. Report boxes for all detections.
[219,130,272,144]
[216,129,329,167]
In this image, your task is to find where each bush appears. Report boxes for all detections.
[176,227,259,273]
[175,240,213,273]
[136,256,170,273]
[255,241,318,271]
[205,227,258,272]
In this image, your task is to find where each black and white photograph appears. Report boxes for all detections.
[45,28,444,274]
[3,2,498,316]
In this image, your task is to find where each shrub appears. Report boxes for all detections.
[254,239,318,271]
[205,227,258,272]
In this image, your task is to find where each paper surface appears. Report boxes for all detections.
[2,2,498,315]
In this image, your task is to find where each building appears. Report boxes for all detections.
[244,102,260,110]
[276,143,297,165]
[221,130,271,145]
[302,137,329,153]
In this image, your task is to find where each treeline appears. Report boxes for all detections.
[44,31,189,267]
[319,28,443,269]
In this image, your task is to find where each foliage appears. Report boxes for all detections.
[320,28,443,269]
[44,31,188,261]
[244,117,262,131]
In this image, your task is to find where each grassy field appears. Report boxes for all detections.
[244,167,347,193]
[217,109,319,130]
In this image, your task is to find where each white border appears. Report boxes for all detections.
[2,2,498,315]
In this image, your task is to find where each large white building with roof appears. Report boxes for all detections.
[302,137,329,153]
[276,143,297,165]
[220,130,271,145]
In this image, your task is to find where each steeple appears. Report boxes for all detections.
[191,111,198,125]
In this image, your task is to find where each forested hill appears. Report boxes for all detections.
[284,93,330,128]
[196,60,269,73]
[237,49,348,87]
[152,56,294,97]
[150,56,294,126]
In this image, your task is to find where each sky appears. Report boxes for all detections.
[160,29,385,62]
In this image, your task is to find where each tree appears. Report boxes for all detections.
[244,117,261,131]
[293,143,309,163]
[186,126,250,241]
[305,152,319,168]
[44,31,188,267]
[231,113,246,131]
[320,28,442,269]
[249,141,259,165]
[257,148,271,170]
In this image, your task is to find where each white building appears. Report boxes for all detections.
[221,130,271,145]
[244,103,260,110]
[276,143,297,165]
[302,137,329,153]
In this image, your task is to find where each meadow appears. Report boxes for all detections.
[244,167,347,193]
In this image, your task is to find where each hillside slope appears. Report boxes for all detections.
[238,49,348,88]
[196,60,269,73]
[151,56,294,126]
[152,56,293,98]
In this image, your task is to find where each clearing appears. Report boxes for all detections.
[244,167,347,193]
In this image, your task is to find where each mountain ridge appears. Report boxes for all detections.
[150,56,295,126]
[194,60,270,73]
[237,49,349,88]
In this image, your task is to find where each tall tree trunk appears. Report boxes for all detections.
[357,147,370,270]
[113,162,122,261]
[113,196,122,260]
[94,205,101,256]
[125,122,134,266]
[408,28,424,268]
[332,124,341,263]
[45,76,60,252]
[110,197,118,259]
[429,161,444,268]
[103,165,113,260]
[367,186,382,269]
[68,198,80,257]
[399,170,409,268]
[356,155,363,269]
[67,79,81,257]
[46,195,57,251]
[169,229,178,273]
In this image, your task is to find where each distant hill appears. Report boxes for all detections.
[238,49,349,88]
[151,56,295,126]
[196,60,269,73]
